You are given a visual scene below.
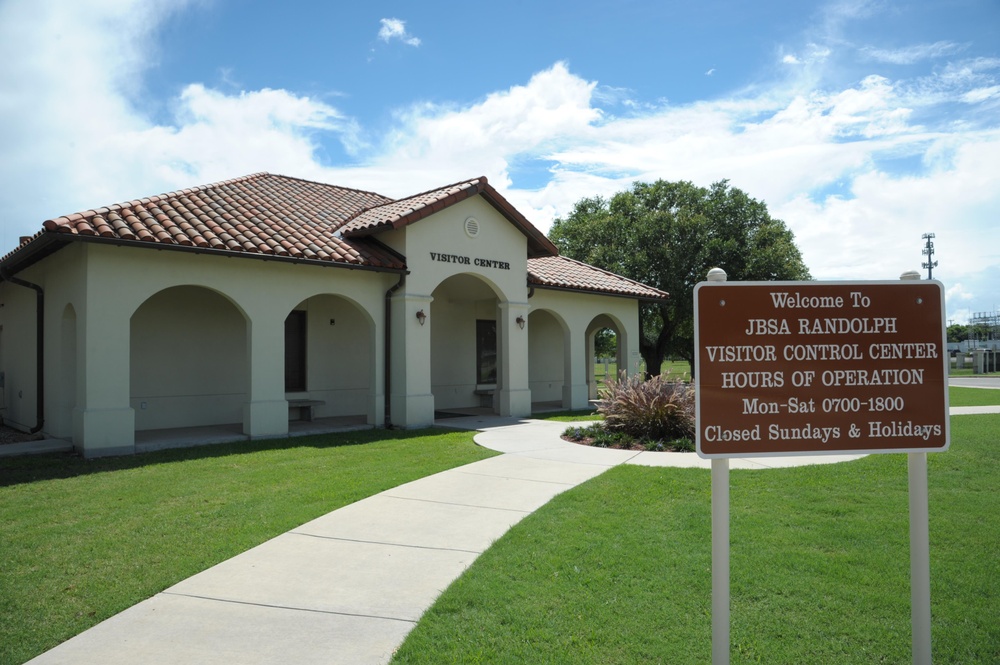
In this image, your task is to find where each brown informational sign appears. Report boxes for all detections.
[695,281,949,458]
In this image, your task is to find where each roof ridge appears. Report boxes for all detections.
[336,176,485,229]
[261,172,393,202]
[390,176,485,204]
[43,173,396,227]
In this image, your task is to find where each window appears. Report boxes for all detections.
[284,310,307,392]
[476,319,497,384]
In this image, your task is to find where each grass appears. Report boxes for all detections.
[950,386,1000,406]
[391,415,1000,664]
[595,360,691,382]
[531,409,602,422]
[0,428,497,665]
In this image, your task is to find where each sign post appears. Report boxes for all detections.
[695,273,948,665]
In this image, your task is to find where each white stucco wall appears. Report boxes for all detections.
[4,241,394,456]
[528,288,641,409]
[0,190,648,453]
[387,196,532,424]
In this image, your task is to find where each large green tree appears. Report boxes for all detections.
[549,179,811,376]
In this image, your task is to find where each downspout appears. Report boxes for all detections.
[384,274,406,428]
[0,268,44,434]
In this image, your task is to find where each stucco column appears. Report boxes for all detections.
[388,293,435,427]
[619,321,641,378]
[562,327,590,410]
[498,301,531,417]
[73,299,135,457]
[243,312,288,439]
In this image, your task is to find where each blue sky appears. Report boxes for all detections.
[1,0,998,324]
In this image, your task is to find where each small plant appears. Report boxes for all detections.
[597,370,694,443]
[562,422,634,448]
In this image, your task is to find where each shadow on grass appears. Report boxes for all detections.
[0,427,449,488]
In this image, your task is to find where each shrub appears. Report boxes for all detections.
[562,422,634,448]
[597,371,694,443]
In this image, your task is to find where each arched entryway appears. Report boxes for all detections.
[586,314,627,400]
[130,286,248,436]
[429,274,504,414]
[527,308,567,409]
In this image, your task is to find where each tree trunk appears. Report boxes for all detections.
[639,304,673,378]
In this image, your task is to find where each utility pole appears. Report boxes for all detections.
[921,233,938,280]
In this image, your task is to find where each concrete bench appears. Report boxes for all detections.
[473,389,495,409]
[288,399,324,422]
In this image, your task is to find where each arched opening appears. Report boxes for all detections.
[528,309,567,410]
[593,327,618,390]
[284,294,375,429]
[430,274,503,415]
[586,314,626,400]
[130,286,248,442]
[50,304,77,439]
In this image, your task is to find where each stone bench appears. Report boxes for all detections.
[288,399,324,422]
[473,388,495,409]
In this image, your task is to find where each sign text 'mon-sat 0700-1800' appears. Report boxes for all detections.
[694,281,949,458]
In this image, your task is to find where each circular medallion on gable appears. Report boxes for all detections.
[464,216,481,238]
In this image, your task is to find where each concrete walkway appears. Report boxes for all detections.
[26,406,1000,664]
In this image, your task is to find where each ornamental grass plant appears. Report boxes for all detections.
[598,370,695,443]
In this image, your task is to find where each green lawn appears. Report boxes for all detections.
[392,415,1000,664]
[0,429,497,665]
[950,385,1000,406]
[531,409,602,422]
[595,360,691,382]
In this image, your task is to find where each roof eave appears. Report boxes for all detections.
[479,184,559,257]
[528,281,670,302]
[0,234,70,277]
[4,232,408,275]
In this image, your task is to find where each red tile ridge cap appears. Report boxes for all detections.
[338,177,484,233]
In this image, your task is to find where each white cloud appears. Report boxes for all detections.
[963,85,1000,103]
[861,40,964,65]
[378,18,421,47]
[1,0,998,325]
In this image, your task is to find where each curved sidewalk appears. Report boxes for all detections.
[26,408,995,665]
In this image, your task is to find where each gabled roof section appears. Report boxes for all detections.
[528,255,670,301]
[2,173,406,272]
[339,176,559,258]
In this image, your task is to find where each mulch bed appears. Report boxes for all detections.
[561,434,649,451]
[0,425,44,446]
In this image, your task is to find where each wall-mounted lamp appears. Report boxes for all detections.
[516,315,526,330]
[416,309,427,326]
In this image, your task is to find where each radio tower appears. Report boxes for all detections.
[921,233,938,280]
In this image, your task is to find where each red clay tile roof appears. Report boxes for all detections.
[2,173,666,302]
[528,256,670,301]
[340,176,559,257]
[28,173,405,270]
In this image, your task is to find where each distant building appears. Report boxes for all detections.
[0,174,668,457]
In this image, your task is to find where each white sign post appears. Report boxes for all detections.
[705,268,731,665]
[695,269,947,665]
